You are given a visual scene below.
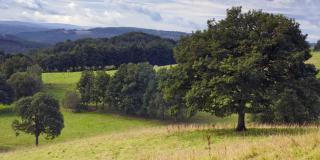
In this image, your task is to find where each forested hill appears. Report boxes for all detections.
[0,35,49,54]
[16,27,188,44]
[32,32,177,71]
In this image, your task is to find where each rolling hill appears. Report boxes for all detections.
[15,27,188,44]
[0,21,188,54]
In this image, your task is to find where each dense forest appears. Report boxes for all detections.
[31,32,177,71]
[0,32,177,74]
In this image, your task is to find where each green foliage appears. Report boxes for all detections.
[173,7,319,130]
[76,70,95,105]
[93,71,110,107]
[255,78,320,124]
[62,91,82,112]
[157,67,197,120]
[106,63,156,116]
[12,92,64,146]
[314,40,320,51]
[0,74,14,104]
[0,55,33,78]
[26,64,43,77]
[33,32,176,72]
[7,72,43,99]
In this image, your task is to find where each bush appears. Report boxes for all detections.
[62,91,82,112]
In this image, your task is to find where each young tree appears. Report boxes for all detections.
[94,71,110,107]
[0,74,14,104]
[7,72,43,99]
[174,7,318,131]
[12,93,64,146]
[77,71,95,105]
[314,40,320,51]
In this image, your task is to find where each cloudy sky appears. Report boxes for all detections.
[0,0,319,42]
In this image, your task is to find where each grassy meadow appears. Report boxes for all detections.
[0,54,320,159]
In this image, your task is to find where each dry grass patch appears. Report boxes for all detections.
[0,124,319,160]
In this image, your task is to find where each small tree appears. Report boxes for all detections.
[62,91,81,112]
[12,93,64,146]
[7,72,43,99]
[77,71,95,105]
[314,40,320,51]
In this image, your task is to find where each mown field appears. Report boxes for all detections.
[0,54,320,159]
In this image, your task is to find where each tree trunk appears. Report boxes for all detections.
[35,134,39,146]
[236,111,246,132]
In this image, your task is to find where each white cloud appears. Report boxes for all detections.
[0,0,319,42]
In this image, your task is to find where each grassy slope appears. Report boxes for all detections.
[0,124,319,160]
[1,56,320,159]
[0,69,161,151]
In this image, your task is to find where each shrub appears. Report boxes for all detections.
[62,91,82,112]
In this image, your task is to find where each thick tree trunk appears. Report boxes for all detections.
[236,111,247,132]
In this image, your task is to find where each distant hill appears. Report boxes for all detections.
[0,35,49,54]
[15,27,188,44]
[0,21,83,35]
[0,21,188,53]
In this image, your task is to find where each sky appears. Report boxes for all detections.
[0,0,319,42]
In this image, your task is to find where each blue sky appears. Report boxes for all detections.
[0,0,319,42]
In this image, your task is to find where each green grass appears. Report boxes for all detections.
[307,51,320,68]
[0,105,163,152]
[306,51,320,78]
[42,70,116,100]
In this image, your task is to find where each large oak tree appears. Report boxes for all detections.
[174,7,319,131]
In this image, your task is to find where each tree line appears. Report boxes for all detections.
[71,63,194,120]
[0,32,177,76]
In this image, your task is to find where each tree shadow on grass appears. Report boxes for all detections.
[208,127,316,138]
